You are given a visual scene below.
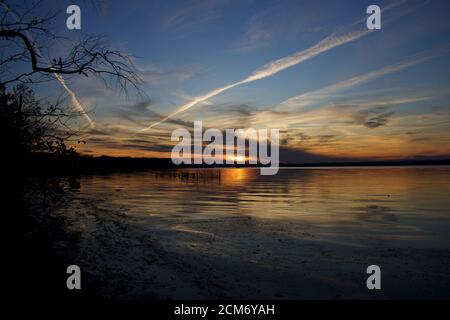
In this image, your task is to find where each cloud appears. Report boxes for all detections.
[82,136,174,154]
[318,135,337,143]
[404,130,422,135]
[113,101,195,129]
[362,111,395,128]
[140,0,426,132]
[242,30,369,83]
[140,65,200,85]
[276,47,448,112]
[409,137,430,143]
[84,128,111,136]
[232,4,322,53]
[233,10,281,52]
[127,100,152,112]
[279,145,356,163]
[247,93,428,132]
[225,104,256,116]
[160,0,235,35]
[146,110,194,128]
[140,29,370,132]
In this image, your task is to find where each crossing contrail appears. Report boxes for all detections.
[139,0,418,132]
[139,29,369,132]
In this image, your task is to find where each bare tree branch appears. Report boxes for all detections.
[0,1,143,93]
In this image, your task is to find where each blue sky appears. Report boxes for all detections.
[19,0,450,160]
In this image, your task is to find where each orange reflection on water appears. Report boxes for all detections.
[219,168,258,186]
[74,167,450,246]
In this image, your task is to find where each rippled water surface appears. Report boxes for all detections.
[63,166,450,298]
[78,166,450,247]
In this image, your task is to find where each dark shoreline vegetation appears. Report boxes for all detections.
[0,0,146,298]
[10,152,450,175]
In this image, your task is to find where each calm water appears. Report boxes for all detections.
[67,166,450,298]
[78,166,450,247]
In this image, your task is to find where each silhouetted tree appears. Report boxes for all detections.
[0,84,82,173]
[0,2,140,296]
[1,85,72,152]
[0,1,142,91]
[0,0,143,171]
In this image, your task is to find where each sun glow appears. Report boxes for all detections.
[230,155,248,163]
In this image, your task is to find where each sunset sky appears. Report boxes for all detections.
[37,0,450,162]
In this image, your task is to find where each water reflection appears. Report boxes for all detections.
[61,166,450,298]
[76,166,450,246]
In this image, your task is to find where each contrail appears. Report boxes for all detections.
[1,2,95,128]
[139,0,418,132]
[276,46,450,112]
[54,74,95,127]
[139,30,369,132]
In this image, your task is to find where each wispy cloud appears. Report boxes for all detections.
[250,95,430,130]
[140,0,420,132]
[232,4,323,53]
[140,65,200,85]
[276,46,450,112]
[362,111,395,128]
[139,29,370,132]
[160,0,235,35]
